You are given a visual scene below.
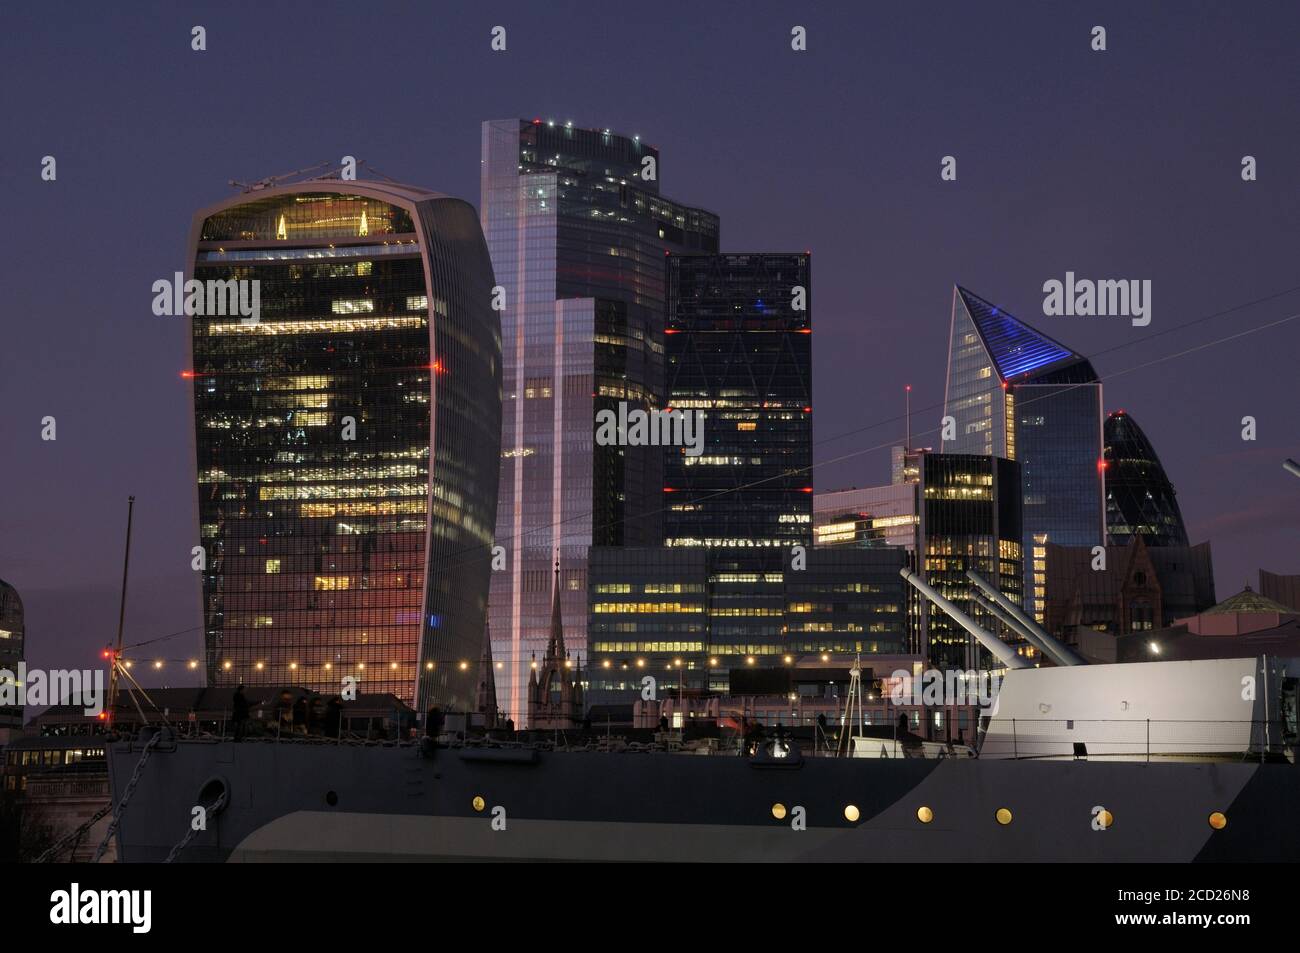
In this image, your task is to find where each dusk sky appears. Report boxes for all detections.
[2,1,1297,686]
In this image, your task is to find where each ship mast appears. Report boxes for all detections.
[105,496,135,725]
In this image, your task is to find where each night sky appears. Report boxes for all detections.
[2,1,1297,688]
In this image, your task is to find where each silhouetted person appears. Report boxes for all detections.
[277,688,294,734]
[581,714,591,732]
[426,705,444,738]
[505,717,515,735]
[323,696,342,739]
[293,693,308,734]
[231,685,249,742]
[659,715,669,732]
[897,713,923,756]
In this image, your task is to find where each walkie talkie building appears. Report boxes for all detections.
[185,181,501,709]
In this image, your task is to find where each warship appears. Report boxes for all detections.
[102,570,1300,863]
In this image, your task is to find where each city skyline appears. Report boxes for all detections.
[4,3,1298,690]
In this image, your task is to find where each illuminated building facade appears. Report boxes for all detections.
[481,119,719,724]
[941,286,1103,623]
[0,578,24,731]
[187,181,501,709]
[916,452,1024,670]
[586,546,907,701]
[812,483,918,551]
[663,253,813,558]
[1103,410,1190,547]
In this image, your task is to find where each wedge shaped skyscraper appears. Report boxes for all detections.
[942,286,1104,621]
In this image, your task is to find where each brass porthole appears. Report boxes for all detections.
[996,808,1013,826]
[472,795,486,812]
[916,806,934,824]
[771,803,787,820]
[1208,811,1227,830]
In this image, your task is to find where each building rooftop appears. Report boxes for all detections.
[1204,586,1296,616]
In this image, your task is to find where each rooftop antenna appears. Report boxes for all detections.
[904,385,912,452]
[227,159,343,193]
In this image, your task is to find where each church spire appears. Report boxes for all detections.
[476,616,498,727]
[547,554,566,661]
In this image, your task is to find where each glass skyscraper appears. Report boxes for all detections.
[1103,410,1190,546]
[941,286,1104,622]
[663,253,813,556]
[0,578,24,730]
[187,181,501,709]
[481,119,719,724]
[585,545,908,701]
[916,452,1024,670]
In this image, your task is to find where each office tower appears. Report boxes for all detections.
[187,180,501,709]
[663,253,813,556]
[0,578,24,730]
[1103,410,1190,547]
[813,484,918,550]
[1260,570,1300,612]
[481,119,720,724]
[941,286,1104,622]
[585,545,907,700]
[916,452,1024,670]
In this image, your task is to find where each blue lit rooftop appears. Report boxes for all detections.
[956,286,1082,380]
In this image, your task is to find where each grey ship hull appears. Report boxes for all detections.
[107,739,1300,862]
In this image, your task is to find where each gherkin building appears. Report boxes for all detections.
[1104,410,1190,547]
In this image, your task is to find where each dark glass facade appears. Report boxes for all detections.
[188,183,501,709]
[1104,410,1190,547]
[586,546,907,701]
[916,453,1024,670]
[0,578,24,729]
[664,253,813,558]
[941,286,1103,622]
[481,119,720,723]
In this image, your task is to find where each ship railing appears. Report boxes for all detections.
[980,718,1296,762]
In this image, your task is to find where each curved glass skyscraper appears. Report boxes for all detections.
[186,181,501,709]
[1104,410,1190,547]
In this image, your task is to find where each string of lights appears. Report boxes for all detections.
[114,290,1300,679]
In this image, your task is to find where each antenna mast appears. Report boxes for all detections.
[106,496,135,725]
[905,385,912,452]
